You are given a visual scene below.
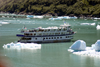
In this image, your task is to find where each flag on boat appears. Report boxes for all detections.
[24,26,27,29]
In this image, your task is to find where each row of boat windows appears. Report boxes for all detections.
[24,32,72,36]
[35,36,73,40]
[21,36,73,40]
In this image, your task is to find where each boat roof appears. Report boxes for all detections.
[30,23,70,30]
[42,26,58,29]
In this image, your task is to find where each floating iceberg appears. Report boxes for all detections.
[96,25,100,30]
[70,40,86,51]
[91,23,96,26]
[68,40,100,58]
[92,40,100,51]
[3,42,41,49]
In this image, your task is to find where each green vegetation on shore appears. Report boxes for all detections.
[0,0,100,17]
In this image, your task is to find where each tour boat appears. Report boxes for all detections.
[16,23,75,43]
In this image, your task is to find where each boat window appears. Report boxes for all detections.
[48,29,50,31]
[55,33,58,35]
[21,37,31,40]
[43,33,45,35]
[39,33,42,36]
[54,29,56,31]
[46,33,48,35]
[34,33,36,36]
[45,30,47,32]
[30,33,33,35]
[35,38,37,40]
[43,38,45,40]
[61,32,63,34]
[63,28,66,31]
[29,30,32,32]
[28,38,31,40]
[24,33,29,36]
[59,29,61,31]
[49,33,51,35]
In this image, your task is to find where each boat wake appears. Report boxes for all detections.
[3,42,41,50]
[68,40,100,58]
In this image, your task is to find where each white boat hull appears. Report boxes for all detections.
[17,34,74,43]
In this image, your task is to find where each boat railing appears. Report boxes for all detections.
[21,26,71,33]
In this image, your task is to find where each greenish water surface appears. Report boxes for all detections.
[0,17,100,67]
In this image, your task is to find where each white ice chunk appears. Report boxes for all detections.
[70,40,86,51]
[3,42,41,49]
[91,44,95,50]
[0,22,10,24]
[68,40,100,58]
[95,40,100,51]
[96,25,100,30]
[80,23,95,26]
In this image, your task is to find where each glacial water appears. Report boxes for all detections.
[0,17,100,67]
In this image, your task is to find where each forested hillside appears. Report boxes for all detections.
[0,0,100,17]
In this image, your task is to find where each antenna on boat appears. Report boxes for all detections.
[23,25,27,29]
[22,25,27,30]
[21,25,27,33]
[63,20,65,23]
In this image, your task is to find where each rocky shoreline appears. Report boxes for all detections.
[0,11,99,19]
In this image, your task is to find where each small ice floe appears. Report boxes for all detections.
[58,16,77,19]
[96,25,100,30]
[49,17,62,20]
[94,18,100,20]
[0,22,10,24]
[91,23,96,26]
[68,40,100,58]
[26,15,34,18]
[80,23,95,26]
[33,15,44,19]
[3,42,41,50]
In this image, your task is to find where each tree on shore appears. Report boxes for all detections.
[0,0,100,17]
